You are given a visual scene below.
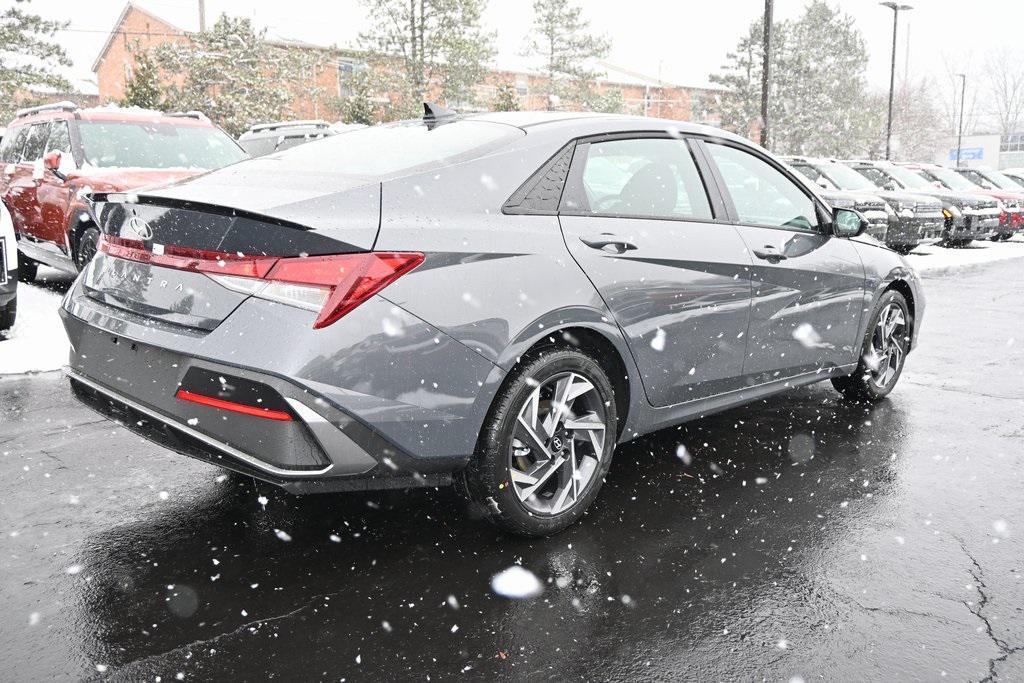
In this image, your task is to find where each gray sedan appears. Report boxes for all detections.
[61,110,923,536]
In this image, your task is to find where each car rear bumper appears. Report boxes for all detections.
[60,277,499,493]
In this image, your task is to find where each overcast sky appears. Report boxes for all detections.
[23,0,1023,101]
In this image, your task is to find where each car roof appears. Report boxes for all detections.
[466,110,748,143]
[11,105,215,128]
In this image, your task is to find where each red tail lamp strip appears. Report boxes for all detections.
[175,389,293,421]
[98,235,424,329]
[100,235,278,278]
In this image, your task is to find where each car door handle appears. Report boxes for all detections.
[752,245,788,262]
[579,234,638,254]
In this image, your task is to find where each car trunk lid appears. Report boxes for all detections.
[84,178,380,331]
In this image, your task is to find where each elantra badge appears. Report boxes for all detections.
[127,215,154,241]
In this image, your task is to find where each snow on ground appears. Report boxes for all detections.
[905,235,1024,275]
[0,269,73,375]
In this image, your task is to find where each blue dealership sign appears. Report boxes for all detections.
[949,147,985,161]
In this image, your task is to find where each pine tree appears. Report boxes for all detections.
[121,49,162,110]
[492,82,520,112]
[525,0,610,111]
[359,0,496,114]
[710,0,884,157]
[0,1,72,122]
[155,15,312,136]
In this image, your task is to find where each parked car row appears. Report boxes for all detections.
[782,156,1018,253]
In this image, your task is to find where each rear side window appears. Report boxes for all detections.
[707,143,817,231]
[563,137,713,220]
[21,123,50,162]
[6,126,30,162]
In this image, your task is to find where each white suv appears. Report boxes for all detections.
[0,200,17,333]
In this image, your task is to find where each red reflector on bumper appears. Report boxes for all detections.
[175,389,293,421]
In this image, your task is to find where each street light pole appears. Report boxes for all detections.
[956,74,967,167]
[759,0,774,149]
[880,3,913,160]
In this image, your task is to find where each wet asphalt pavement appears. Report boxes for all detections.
[2,257,1023,681]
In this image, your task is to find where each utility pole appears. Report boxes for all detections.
[956,74,967,168]
[198,0,206,32]
[880,3,913,160]
[759,0,773,149]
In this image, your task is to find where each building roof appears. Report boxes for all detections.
[91,2,187,73]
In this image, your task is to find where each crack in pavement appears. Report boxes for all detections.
[101,587,352,677]
[958,539,1023,682]
[903,380,1024,401]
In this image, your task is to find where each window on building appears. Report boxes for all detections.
[515,76,529,97]
[337,60,367,98]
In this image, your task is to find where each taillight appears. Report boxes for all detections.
[264,252,423,329]
[98,236,423,329]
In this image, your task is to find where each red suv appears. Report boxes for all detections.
[0,102,246,280]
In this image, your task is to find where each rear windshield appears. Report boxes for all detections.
[78,121,247,170]
[274,119,524,177]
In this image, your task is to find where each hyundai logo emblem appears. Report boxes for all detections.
[127,215,154,241]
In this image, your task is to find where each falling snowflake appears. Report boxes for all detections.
[490,565,543,599]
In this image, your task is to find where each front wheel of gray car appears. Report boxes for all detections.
[458,348,617,537]
[832,290,910,402]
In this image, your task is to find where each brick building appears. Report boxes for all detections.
[92,2,722,126]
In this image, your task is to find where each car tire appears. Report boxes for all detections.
[74,225,101,271]
[832,290,910,402]
[458,347,618,537]
[0,297,15,334]
[17,258,37,283]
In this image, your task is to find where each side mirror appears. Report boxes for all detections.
[833,207,868,238]
[43,151,67,181]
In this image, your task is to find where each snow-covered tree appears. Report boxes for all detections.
[984,49,1024,137]
[525,0,610,111]
[0,0,71,122]
[358,0,495,113]
[121,48,163,110]
[711,0,882,157]
[155,15,311,136]
[492,82,520,112]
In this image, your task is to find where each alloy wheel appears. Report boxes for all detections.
[865,303,906,388]
[509,371,607,516]
[76,228,100,270]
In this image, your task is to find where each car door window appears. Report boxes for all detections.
[21,123,50,163]
[707,143,817,230]
[564,137,713,220]
[3,126,30,163]
[45,121,71,155]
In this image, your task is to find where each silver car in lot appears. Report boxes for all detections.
[61,111,923,536]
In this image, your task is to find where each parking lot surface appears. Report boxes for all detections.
[1,255,1022,680]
